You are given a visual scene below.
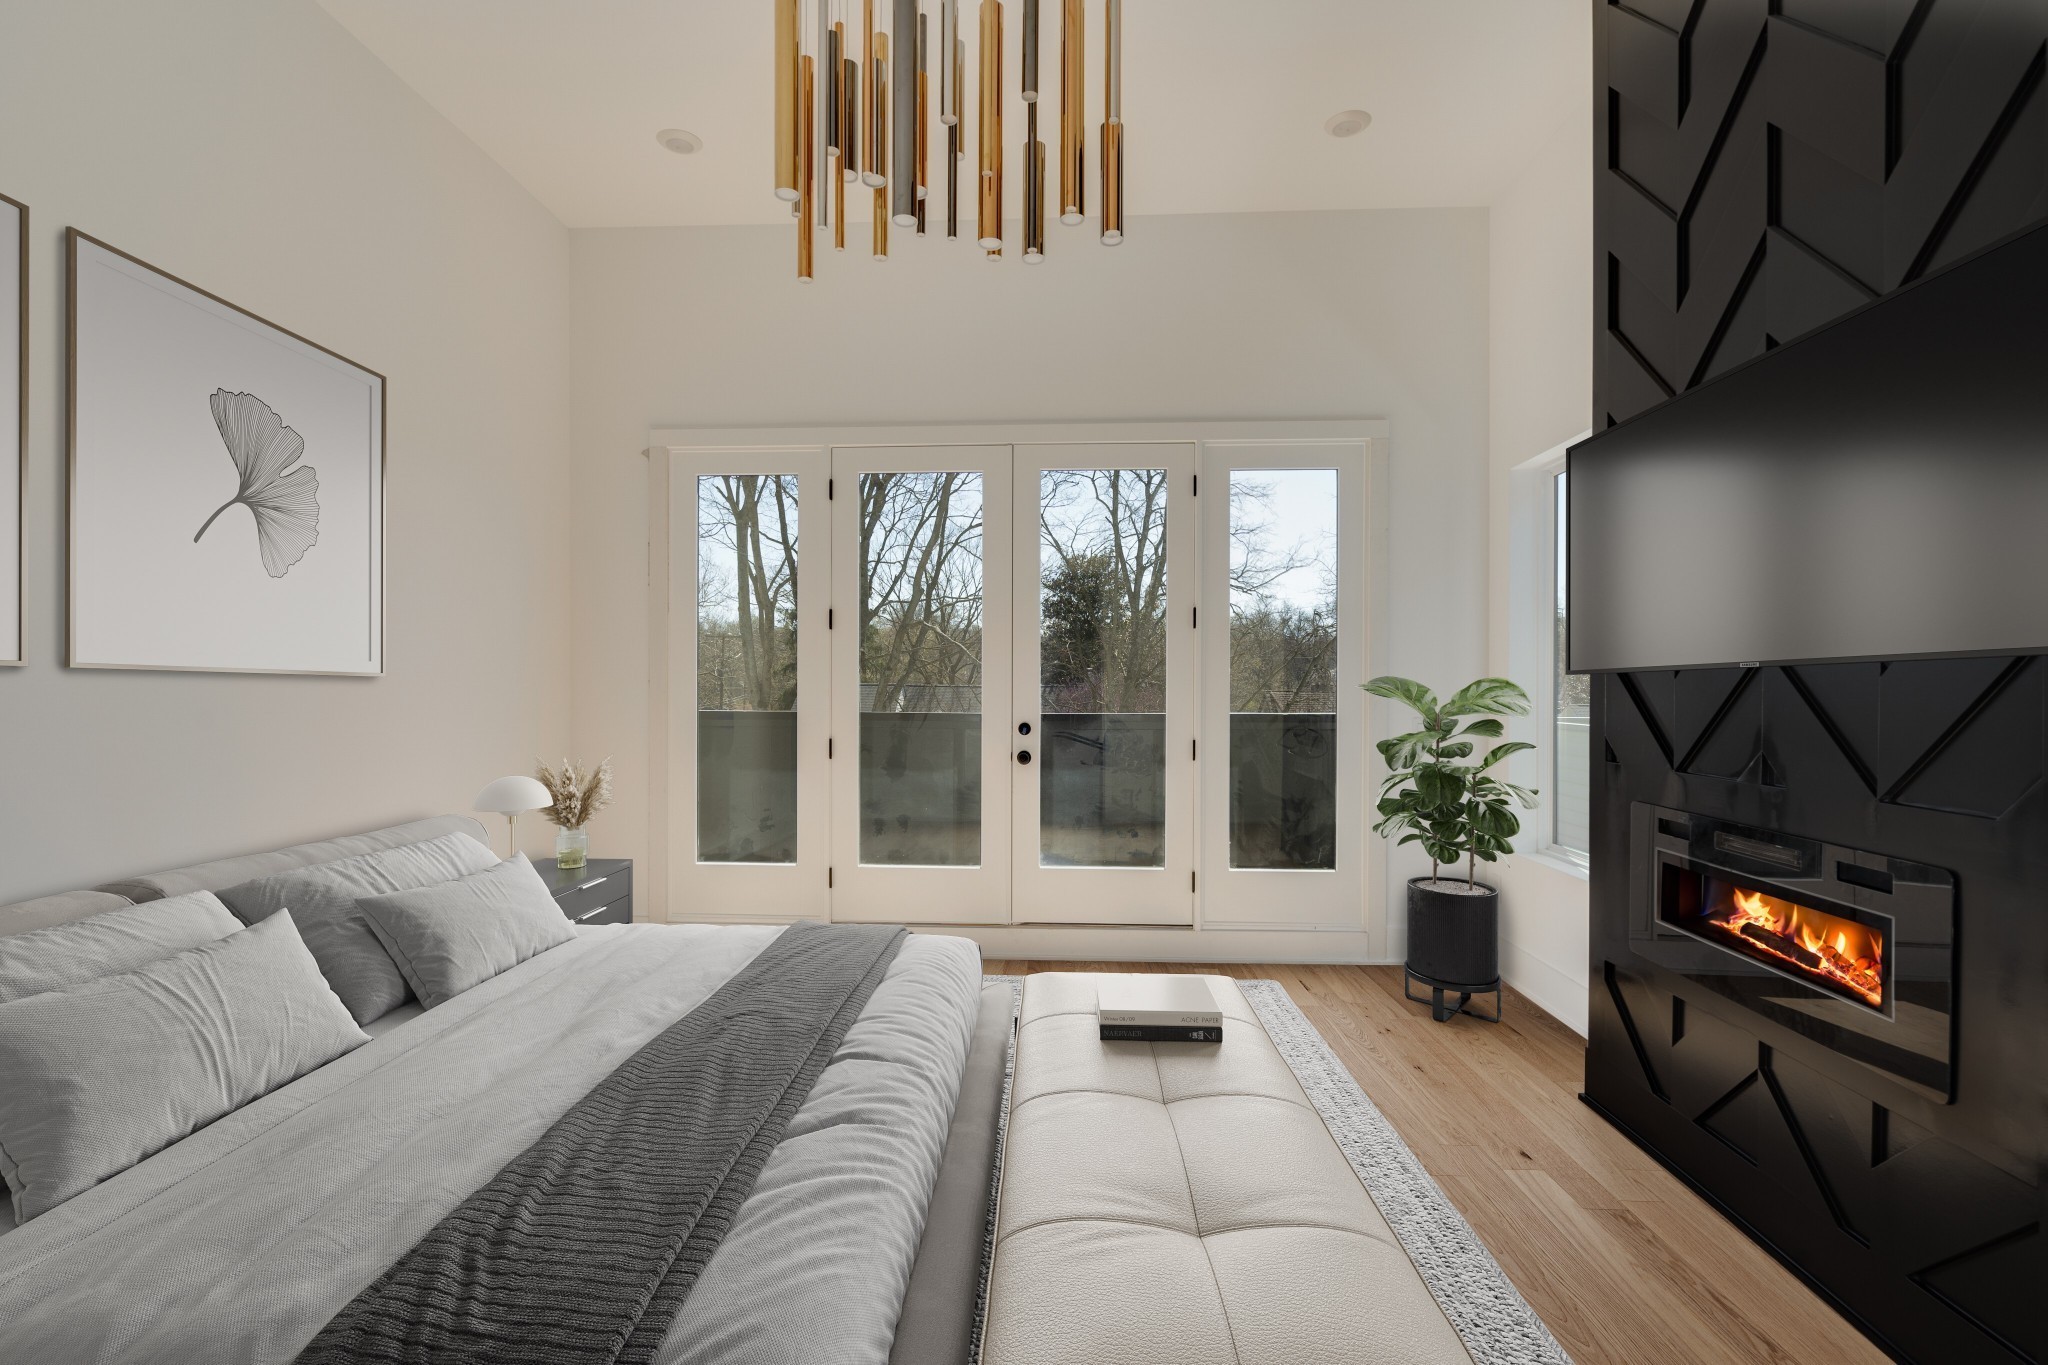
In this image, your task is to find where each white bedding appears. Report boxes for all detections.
[0,922,981,1364]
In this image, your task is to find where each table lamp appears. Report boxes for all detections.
[473,776,552,858]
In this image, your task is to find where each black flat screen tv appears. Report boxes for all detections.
[1569,220,2048,673]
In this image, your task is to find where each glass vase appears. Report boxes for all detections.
[555,826,588,870]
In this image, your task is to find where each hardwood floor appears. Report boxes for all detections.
[983,960,1889,1365]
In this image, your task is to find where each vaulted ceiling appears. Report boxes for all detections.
[317,0,1587,228]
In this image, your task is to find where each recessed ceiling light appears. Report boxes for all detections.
[656,128,703,155]
[1324,110,1372,139]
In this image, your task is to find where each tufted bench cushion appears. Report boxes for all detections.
[981,973,1474,1365]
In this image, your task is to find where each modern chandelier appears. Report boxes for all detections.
[774,0,1124,278]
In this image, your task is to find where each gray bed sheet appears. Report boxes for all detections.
[0,922,982,1365]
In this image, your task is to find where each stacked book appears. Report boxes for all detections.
[1097,976,1223,1043]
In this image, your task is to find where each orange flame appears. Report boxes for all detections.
[1719,887,1883,1008]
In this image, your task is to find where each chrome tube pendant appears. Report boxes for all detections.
[826,25,843,156]
[946,122,960,238]
[775,0,801,201]
[1024,105,1046,261]
[1022,0,1040,103]
[977,0,1003,249]
[939,0,958,125]
[862,0,885,186]
[916,13,930,234]
[799,55,817,277]
[842,51,860,181]
[891,0,918,225]
[1100,0,1121,244]
[1059,0,1084,224]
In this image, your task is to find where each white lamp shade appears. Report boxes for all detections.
[472,776,553,815]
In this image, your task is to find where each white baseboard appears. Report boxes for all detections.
[1499,938,1588,1036]
[666,912,1386,965]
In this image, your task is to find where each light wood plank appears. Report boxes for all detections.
[982,960,1887,1365]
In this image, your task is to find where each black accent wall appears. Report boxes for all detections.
[1588,3,2048,1361]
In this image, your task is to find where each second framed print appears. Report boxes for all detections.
[1,193,23,666]
[68,231,384,675]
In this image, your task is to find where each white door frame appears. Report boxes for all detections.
[648,420,1391,947]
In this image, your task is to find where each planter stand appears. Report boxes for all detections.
[1402,966,1503,1023]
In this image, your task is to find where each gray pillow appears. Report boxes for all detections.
[0,910,367,1223]
[215,832,499,1023]
[0,890,241,1004]
[356,855,578,1010]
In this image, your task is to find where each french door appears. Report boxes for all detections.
[666,429,1368,932]
[1009,445,1197,925]
[829,446,1015,923]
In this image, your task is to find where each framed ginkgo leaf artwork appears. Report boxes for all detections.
[67,231,384,675]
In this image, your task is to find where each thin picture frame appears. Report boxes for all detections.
[0,192,25,666]
[66,229,386,676]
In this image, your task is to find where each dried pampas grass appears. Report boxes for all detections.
[536,757,614,830]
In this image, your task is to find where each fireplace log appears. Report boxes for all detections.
[1739,921,1823,969]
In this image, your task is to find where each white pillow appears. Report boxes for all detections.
[214,832,499,1023]
[0,910,367,1223]
[0,890,240,1004]
[356,856,578,1010]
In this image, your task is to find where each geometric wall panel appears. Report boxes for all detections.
[1590,7,2048,1360]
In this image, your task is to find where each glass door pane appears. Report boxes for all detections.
[1012,444,1196,926]
[1037,468,1169,868]
[696,474,800,864]
[857,471,986,867]
[831,447,1013,924]
[1227,468,1339,870]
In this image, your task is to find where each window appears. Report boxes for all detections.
[1552,469,1590,856]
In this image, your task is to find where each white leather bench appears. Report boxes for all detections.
[981,973,1475,1365]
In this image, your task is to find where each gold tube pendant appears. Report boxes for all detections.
[860,0,876,185]
[775,0,800,202]
[835,146,848,250]
[1100,0,1121,244]
[799,55,816,278]
[874,40,891,258]
[978,0,1003,249]
[1101,119,1122,245]
[1059,0,1083,224]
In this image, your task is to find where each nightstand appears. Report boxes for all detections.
[532,858,633,926]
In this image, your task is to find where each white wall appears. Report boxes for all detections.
[1485,108,1595,1032]
[0,0,573,903]
[570,209,1491,950]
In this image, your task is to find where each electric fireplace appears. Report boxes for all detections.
[1630,806,1956,1101]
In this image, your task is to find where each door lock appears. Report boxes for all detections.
[1017,749,1033,765]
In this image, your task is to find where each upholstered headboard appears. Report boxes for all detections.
[0,816,494,938]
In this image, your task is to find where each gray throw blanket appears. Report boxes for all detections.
[296,922,909,1365]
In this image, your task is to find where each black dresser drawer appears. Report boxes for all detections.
[531,859,633,923]
[572,896,633,926]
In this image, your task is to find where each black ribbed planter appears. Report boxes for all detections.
[1403,876,1502,1023]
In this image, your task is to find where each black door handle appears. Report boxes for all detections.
[1017,749,1033,765]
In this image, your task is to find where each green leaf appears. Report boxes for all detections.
[1478,740,1536,770]
[1459,718,1505,739]
[1363,676,1439,725]
[1416,766,1465,809]
[1442,677,1533,718]
[1435,741,1473,760]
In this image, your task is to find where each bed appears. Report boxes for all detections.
[0,818,1008,1365]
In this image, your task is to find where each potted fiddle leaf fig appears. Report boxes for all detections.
[1363,675,1538,1022]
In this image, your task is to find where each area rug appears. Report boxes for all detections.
[974,975,1574,1365]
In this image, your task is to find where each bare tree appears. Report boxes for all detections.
[1038,469,1169,713]
[859,473,986,711]
[697,474,799,711]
